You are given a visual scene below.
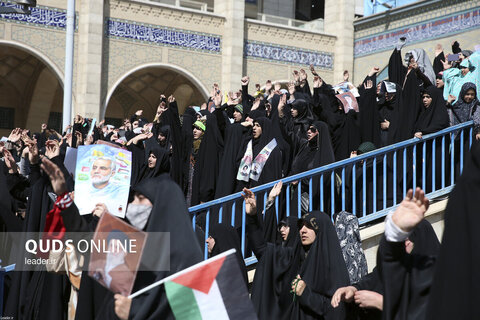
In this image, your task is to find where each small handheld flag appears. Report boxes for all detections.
[129,249,257,320]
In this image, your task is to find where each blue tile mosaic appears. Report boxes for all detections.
[245,41,334,69]
[0,2,67,29]
[355,8,480,57]
[107,18,221,53]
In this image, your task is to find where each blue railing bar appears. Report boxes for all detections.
[363,161,366,217]
[358,185,455,225]
[442,136,445,188]
[2,264,15,272]
[352,163,356,215]
[422,141,426,191]
[403,148,406,198]
[341,167,345,211]
[241,202,246,257]
[286,184,290,217]
[275,195,279,223]
[320,174,324,211]
[373,157,377,213]
[192,209,196,230]
[308,178,313,212]
[218,206,223,223]
[231,202,235,226]
[298,181,301,218]
[383,154,387,209]
[469,127,473,147]
[450,134,455,186]
[393,151,397,206]
[189,122,473,214]
[204,209,210,260]
[413,144,417,189]
[330,171,335,219]
[432,138,436,192]
[460,129,464,174]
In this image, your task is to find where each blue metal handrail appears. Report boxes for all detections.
[190,121,474,264]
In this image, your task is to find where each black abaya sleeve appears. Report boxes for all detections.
[376,236,408,320]
[297,285,333,318]
[433,52,446,75]
[61,203,99,232]
[246,214,267,260]
[359,75,381,146]
[388,49,407,87]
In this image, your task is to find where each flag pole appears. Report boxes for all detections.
[128,248,236,299]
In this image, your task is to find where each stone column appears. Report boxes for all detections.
[75,0,104,118]
[214,0,245,92]
[324,0,355,84]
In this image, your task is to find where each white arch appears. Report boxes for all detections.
[0,40,65,86]
[103,62,210,118]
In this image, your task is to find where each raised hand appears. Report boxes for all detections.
[368,67,380,77]
[268,181,283,202]
[288,81,296,95]
[40,157,67,195]
[45,140,60,159]
[0,147,19,173]
[214,90,222,107]
[392,188,429,233]
[309,64,318,77]
[313,76,323,88]
[135,109,143,117]
[299,69,308,81]
[241,76,250,86]
[242,187,257,216]
[8,128,22,143]
[364,80,373,90]
[168,95,175,103]
[26,141,39,164]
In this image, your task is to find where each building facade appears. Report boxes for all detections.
[0,0,478,136]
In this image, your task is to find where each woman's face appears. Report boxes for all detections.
[422,94,432,108]
[252,122,262,139]
[291,108,299,118]
[307,126,318,141]
[280,225,290,241]
[206,236,215,253]
[193,127,203,140]
[436,78,444,88]
[299,225,316,246]
[233,110,242,122]
[148,152,157,169]
[464,88,476,103]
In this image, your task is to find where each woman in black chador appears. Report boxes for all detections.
[243,188,350,320]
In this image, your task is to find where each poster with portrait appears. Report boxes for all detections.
[74,144,131,217]
[89,213,147,296]
[336,91,359,114]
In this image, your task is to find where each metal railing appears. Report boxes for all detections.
[190,121,475,265]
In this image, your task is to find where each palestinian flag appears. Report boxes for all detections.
[164,249,257,320]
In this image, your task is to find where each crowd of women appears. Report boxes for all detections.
[0,39,480,319]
